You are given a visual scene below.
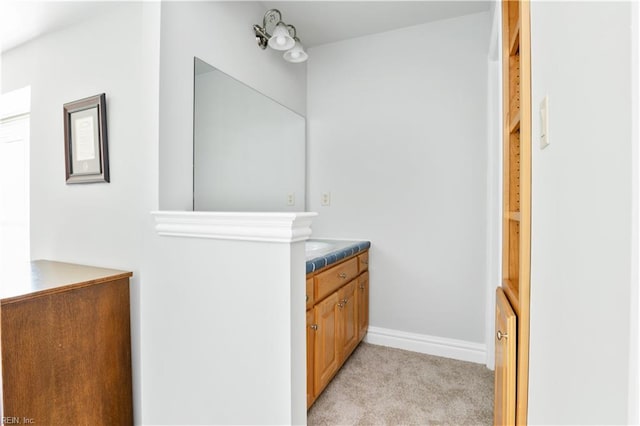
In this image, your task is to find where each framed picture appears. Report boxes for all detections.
[63,93,109,183]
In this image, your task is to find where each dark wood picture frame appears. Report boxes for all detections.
[63,93,109,183]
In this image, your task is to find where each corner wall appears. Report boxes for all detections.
[307,12,491,356]
[529,2,632,422]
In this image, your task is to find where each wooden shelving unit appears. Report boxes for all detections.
[495,0,531,425]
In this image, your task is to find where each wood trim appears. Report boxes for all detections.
[501,0,511,285]
[516,1,532,423]
[500,0,531,423]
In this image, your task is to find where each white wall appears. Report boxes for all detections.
[484,1,502,370]
[142,226,307,424]
[159,2,307,210]
[0,3,161,425]
[307,12,491,353]
[529,2,632,423]
[631,2,640,422]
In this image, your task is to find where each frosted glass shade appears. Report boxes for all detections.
[283,40,308,63]
[268,23,295,51]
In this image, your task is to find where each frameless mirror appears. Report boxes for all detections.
[193,57,306,211]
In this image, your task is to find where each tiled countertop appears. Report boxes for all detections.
[305,239,371,274]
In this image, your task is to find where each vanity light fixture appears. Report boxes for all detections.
[253,9,308,63]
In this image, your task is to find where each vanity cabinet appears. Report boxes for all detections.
[306,277,314,310]
[313,291,341,396]
[314,257,358,302]
[307,249,369,408]
[357,271,369,341]
[306,309,316,407]
[338,280,358,361]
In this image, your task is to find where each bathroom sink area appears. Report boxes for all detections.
[305,241,334,252]
[305,239,356,259]
[305,239,371,273]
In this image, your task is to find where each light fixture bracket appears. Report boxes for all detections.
[253,9,284,50]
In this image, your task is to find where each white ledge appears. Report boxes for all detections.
[151,211,317,243]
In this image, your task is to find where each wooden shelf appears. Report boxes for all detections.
[509,18,520,56]
[507,211,521,222]
[499,0,530,423]
[509,111,520,133]
[502,279,520,316]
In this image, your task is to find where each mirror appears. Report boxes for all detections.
[193,58,306,211]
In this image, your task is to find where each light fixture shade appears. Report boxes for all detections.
[283,39,308,63]
[268,22,295,51]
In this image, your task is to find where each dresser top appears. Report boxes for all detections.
[1,260,132,305]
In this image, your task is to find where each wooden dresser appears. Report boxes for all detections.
[0,260,134,425]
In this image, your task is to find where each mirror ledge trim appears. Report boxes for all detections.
[151,211,317,243]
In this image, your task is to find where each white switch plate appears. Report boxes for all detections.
[540,95,550,149]
[286,193,295,206]
[321,192,331,206]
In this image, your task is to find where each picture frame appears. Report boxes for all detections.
[63,93,109,183]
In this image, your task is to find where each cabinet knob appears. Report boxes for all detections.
[359,284,365,289]
[310,324,318,331]
[342,298,348,305]
[496,330,508,341]
[337,302,344,308]
[338,272,347,279]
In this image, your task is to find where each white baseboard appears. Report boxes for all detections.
[364,326,487,365]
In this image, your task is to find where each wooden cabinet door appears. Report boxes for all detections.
[314,291,340,395]
[339,280,358,361]
[357,271,369,341]
[306,309,315,408]
[494,287,517,426]
[306,278,314,310]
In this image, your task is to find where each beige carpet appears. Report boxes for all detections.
[307,343,494,425]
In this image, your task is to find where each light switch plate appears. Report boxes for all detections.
[286,193,295,206]
[321,192,331,206]
[540,95,549,149]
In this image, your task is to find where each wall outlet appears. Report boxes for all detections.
[286,193,295,206]
[321,192,331,206]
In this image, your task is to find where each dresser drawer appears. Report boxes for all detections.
[306,278,314,310]
[315,258,359,302]
[358,251,369,273]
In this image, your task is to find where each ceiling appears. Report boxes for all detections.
[0,1,490,53]
[261,1,491,48]
[0,1,122,53]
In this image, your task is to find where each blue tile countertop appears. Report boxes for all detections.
[305,239,371,274]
